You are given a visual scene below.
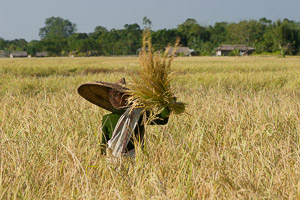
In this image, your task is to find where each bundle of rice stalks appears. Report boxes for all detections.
[127,30,186,117]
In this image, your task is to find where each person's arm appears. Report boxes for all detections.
[150,107,171,125]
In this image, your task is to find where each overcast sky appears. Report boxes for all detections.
[1,0,299,41]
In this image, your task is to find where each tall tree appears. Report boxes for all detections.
[68,33,96,53]
[274,19,300,56]
[98,30,119,55]
[255,18,275,53]
[210,22,228,46]
[0,38,7,50]
[259,17,272,26]
[90,26,108,39]
[94,26,108,34]
[27,40,43,56]
[177,18,210,46]
[151,29,181,51]
[6,39,28,52]
[227,20,264,46]
[122,23,142,54]
[39,17,77,39]
[41,36,68,56]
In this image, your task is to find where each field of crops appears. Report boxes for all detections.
[0,56,299,199]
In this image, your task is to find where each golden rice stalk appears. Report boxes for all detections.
[127,30,186,116]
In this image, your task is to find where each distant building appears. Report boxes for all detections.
[165,47,194,56]
[216,45,255,56]
[10,51,28,58]
[35,52,48,57]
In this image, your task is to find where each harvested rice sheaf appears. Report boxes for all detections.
[127,30,186,117]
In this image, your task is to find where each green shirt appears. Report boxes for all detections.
[101,107,170,152]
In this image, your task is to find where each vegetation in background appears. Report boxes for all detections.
[1,17,300,56]
[39,17,77,39]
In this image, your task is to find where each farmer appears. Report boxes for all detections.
[78,78,170,157]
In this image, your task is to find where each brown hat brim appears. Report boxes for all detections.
[78,81,128,112]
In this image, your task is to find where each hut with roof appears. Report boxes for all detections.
[215,45,255,56]
[10,51,28,58]
[35,52,48,57]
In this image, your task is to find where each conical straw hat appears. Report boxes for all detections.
[78,78,128,112]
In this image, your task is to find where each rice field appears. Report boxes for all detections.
[0,56,299,199]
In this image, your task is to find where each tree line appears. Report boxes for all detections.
[1,16,300,56]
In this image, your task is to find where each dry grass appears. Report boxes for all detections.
[0,56,299,199]
[128,31,185,116]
